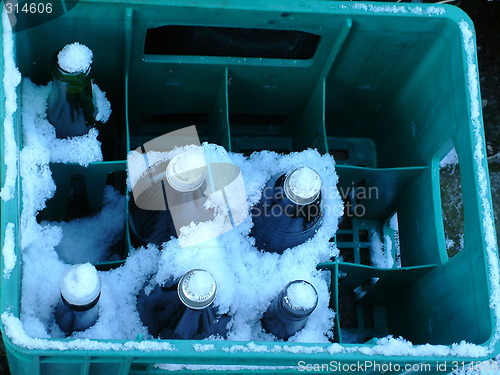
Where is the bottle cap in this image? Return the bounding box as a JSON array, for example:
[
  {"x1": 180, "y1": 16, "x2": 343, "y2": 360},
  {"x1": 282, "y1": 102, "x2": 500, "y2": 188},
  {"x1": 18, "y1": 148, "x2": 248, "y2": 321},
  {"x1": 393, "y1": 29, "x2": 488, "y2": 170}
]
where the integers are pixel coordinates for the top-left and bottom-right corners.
[
  {"x1": 283, "y1": 280, "x2": 318, "y2": 316},
  {"x1": 60, "y1": 263, "x2": 101, "y2": 307},
  {"x1": 283, "y1": 167, "x2": 321, "y2": 205},
  {"x1": 166, "y1": 151, "x2": 207, "y2": 192},
  {"x1": 177, "y1": 269, "x2": 217, "y2": 309},
  {"x1": 57, "y1": 43, "x2": 93, "y2": 74}
]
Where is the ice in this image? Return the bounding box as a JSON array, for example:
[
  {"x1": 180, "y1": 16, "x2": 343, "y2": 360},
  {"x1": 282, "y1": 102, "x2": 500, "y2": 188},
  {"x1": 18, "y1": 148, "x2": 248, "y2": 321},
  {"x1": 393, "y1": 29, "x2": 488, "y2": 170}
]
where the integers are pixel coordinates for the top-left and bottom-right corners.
[
  {"x1": 286, "y1": 282, "x2": 317, "y2": 310},
  {"x1": 60, "y1": 263, "x2": 100, "y2": 304},
  {"x1": 22, "y1": 79, "x2": 103, "y2": 166},
  {"x1": 57, "y1": 42, "x2": 93, "y2": 74},
  {"x1": 0, "y1": 9, "x2": 21, "y2": 202},
  {"x1": 92, "y1": 82, "x2": 111, "y2": 123},
  {"x1": 2, "y1": 222, "x2": 16, "y2": 278},
  {"x1": 43, "y1": 186, "x2": 126, "y2": 264}
]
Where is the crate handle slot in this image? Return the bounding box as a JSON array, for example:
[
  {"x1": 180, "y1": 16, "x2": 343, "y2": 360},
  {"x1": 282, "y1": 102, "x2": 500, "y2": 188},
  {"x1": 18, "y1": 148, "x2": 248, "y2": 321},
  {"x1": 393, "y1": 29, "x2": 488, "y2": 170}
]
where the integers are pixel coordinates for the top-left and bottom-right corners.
[{"x1": 144, "y1": 25, "x2": 320, "y2": 60}]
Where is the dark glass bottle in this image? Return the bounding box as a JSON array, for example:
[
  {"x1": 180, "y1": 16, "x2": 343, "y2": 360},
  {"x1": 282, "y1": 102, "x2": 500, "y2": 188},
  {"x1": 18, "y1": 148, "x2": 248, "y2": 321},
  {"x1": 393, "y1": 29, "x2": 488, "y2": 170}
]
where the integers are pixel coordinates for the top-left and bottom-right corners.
[
  {"x1": 129, "y1": 150, "x2": 214, "y2": 247},
  {"x1": 46, "y1": 43, "x2": 97, "y2": 139},
  {"x1": 55, "y1": 263, "x2": 101, "y2": 336},
  {"x1": 66, "y1": 173, "x2": 91, "y2": 220},
  {"x1": 261, "y1": 280, "x2": 318, "y2": 340},
  {"x1": 250, "y1": 167, "x2": 323, "y2": 253},
  {"x1": 137, "y1": 269, "x2": 230, "y2": 340}
]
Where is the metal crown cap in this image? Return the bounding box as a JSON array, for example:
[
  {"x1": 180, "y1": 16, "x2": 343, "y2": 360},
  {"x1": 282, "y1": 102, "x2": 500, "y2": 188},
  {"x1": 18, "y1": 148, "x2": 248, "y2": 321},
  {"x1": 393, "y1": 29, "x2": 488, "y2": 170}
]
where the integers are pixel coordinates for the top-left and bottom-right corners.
[
  {"x1": 283, "y1": 167, "x2": 321, "y2": 205},
  {"x1": 177, "y1": 269, "x2": 217, "y2": 310},
  {"x1": 166, "y1": 151, "x2": 207, "y2": 192}
]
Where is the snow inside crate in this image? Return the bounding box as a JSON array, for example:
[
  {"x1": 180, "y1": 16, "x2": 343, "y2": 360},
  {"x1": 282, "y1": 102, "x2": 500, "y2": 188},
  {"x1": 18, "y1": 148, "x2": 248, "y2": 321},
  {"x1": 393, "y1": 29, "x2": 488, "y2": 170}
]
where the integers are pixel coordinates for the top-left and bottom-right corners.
[{"x1": 1, "y1": 1, "x2": 499, "y2": 374}]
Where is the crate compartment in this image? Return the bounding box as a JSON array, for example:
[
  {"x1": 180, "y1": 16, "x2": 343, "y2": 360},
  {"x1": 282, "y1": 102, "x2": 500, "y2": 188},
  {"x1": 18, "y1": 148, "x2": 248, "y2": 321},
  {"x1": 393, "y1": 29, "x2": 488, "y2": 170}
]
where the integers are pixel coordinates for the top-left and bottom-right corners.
[
  {"x1": 324, "y1": 16, "x2": 465, "y2": 170},
  {"x1": 36, "y1": 162, "x2": 129, "y2": 266}
]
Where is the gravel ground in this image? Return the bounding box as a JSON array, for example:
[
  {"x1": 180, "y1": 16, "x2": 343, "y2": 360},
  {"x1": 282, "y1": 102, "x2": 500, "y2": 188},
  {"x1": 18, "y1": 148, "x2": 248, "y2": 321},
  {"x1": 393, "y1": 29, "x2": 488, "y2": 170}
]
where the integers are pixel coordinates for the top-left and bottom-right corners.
[{"x1": 0, "y1": 1, "x2": 499, "y2": 374}]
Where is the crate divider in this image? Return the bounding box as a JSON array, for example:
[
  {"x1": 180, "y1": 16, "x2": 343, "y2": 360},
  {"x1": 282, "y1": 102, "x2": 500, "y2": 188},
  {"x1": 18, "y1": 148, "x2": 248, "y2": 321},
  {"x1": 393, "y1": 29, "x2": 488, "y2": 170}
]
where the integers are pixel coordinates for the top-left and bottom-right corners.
[
  {"x1": 124, "y1": 6, "x2": 133, "y2": 155},
  {"x1": 317, "y1": 262, "x2": 341, "y2": 343},
  {"x1": 208, "y1": 68, "x2": 231, "y2": 151},
  {"x1": 395, "y1": 166, "x2": 448, "y2": 267},
  {"x1": 335, "y1": 165, "x2": 429, "y2": 221},
  {"x1": 295, "y1": 18, "x2": 352, "y2": 154}
]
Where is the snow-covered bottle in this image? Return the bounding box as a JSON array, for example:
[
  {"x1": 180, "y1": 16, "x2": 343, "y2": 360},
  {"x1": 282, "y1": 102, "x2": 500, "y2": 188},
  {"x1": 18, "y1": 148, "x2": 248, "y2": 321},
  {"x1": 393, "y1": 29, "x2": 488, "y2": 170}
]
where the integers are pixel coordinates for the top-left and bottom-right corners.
[
  {"x1": 129, "y1": 150, "x2": 213, "y2": 247},
  {"x1": 137, "y1": 269, "x2": 230, "y2": 339},
  {"x1": 55, "y1": 263, "x2": 101, "y2": 336},
  {"x1": 46, "y1": 42, "x2": 97, "y2": 139},
  {"x1": 261, "y1": 280, "x2": 318, "y2": 340},
  {"x1": 251, "y1": 167, "x2": 323, "y2": 253}
]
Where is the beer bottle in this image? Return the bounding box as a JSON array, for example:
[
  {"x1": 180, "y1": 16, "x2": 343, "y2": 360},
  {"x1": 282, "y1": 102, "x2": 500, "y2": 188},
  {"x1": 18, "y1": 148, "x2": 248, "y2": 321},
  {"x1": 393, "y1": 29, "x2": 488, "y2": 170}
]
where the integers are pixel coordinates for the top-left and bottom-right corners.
[
  {"x1": 251, "y1": 167, "x2": 323, "y2": 253},
  {"x1": 129, "y1": 150, "x2": 214, "y2": 247},
  {"x1": 261, "y1": 280, "x2": 318, "y2": 340},
  {"x1": 46, "y1": 43, "x2": 97, "y2": 139},
  {"x1": 137, "y1": 269, "x2": 230, "y2": 339},
  {"x1": 54, "y1": 263, "x2": 101, "y2": 336}
]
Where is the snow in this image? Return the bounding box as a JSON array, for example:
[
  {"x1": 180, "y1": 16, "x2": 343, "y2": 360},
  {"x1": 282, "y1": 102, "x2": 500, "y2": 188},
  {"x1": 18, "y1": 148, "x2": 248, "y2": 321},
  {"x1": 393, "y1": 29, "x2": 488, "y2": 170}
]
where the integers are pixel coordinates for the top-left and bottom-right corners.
[
  {"x1": 370, "y1": 229, "x2": 394, "y2": 269},
  {"x1": 155, "y1": 363, "x2": 295, "y2": 371},
  {"x1": 193, "y1": 343, "x2": 216, "y2": 352},
  {"x1": 22, "y1": 79, "x2": 103, "y2": 166},
  {"x1": 0, "y1": 9, "x2": 21, "y2": 202},
  {"x1": 389, "y1": 213, "x2": 401, "y2": 267},
  {"x1": 43, "y1": 186, "x2": 125, "y2": 264},
  {"x1": 285, "y1": 167, "x2": 321, "y2": 203},
  {"x1": 153, "y1": 146, "x2": 340, "y2": 343},
  {"x1": 92, "y1": 83, "x2": 111, "y2": 123},
  {"x1": 460, "y1": 19, "x2": 500, "y2": 354},
  {"x1": 60, "y1": 263, "x2": 100, "y2": 305},
  {"x1": 57, "y1": 43, "x2": 93, "y2": 74},
  {"x1": 351, "y1": 3, "x2": 445, "y2": 16},
  {"x1": 2, "y1": 222, "x2": 16, "y2": 278},
  {"x1": 1, "y1": 312, "x2": 175, "y2": 351},
  {"x1": 286, "y1": 281, "x2": 317, "y2": 311},
  {"x1": 180, "y1": 269, "x2": 216, "y2": 299}
]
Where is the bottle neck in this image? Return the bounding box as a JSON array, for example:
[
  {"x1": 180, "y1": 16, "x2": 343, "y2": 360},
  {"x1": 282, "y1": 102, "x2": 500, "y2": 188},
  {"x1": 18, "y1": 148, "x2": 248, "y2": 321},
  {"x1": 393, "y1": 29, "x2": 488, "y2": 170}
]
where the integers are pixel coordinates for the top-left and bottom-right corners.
[
  {"x1": 51, "y1": 54, "x2": 92, "y2": 94},
  {"x1": 61, "y1": 293, "x2": 100, "y2": 312}
]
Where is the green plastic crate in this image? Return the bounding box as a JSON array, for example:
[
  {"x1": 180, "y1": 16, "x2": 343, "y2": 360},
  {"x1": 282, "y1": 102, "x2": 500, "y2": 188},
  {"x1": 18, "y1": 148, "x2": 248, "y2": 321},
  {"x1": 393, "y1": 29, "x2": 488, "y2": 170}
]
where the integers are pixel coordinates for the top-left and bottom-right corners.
[{"x1": 1, "y1": 1, "x2": 499, "y2": 374}]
